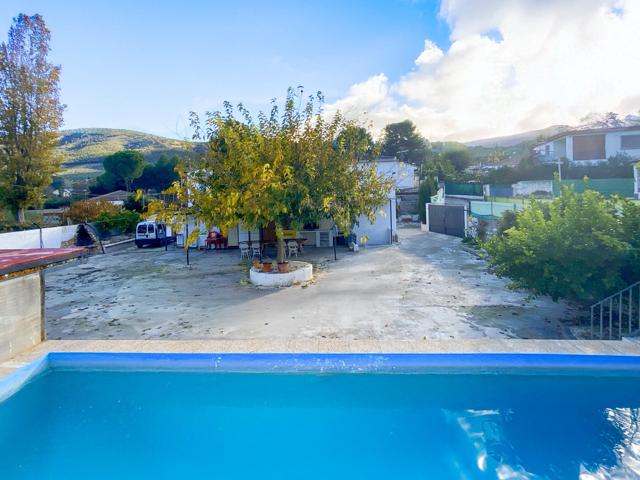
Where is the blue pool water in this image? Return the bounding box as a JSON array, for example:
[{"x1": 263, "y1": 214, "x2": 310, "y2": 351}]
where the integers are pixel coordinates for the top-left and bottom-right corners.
[{"x1": 1, "y1": 353, "x2": 640, "y2": 479}]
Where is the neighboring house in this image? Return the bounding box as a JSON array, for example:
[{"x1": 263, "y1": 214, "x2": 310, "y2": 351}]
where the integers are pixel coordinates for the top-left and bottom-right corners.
[
  {"x1": 177, "y1": 157, "x2": 403, "y2": 248},
  {"x1": 87, "y1": 190, "x2": 129, "y2": 205},
  {"x1": 52, "y1": 188, "x2": 72, "y2": 198},
  {"x1": 533, "y1": 126, "x2": 640, "y2": 165},
  {"x1": 31, "y1": 208, "x2": 66, "y2": 226}
]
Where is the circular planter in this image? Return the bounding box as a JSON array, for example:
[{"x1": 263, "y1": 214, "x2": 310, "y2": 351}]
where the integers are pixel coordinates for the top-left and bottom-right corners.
[{"x1": 249, "y1": 261, "x2": 313, "y2": 287}]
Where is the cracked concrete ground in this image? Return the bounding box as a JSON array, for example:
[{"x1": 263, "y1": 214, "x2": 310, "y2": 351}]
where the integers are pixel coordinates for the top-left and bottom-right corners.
[{"x1": 44, "y1": 226, "x2": 579, "y2": 341}]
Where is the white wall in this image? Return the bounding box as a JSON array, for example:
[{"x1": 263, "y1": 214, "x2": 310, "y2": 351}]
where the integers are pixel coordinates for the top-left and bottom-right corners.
[
  {"x1": 353, "y1": 197, "x2": 396, "y2": 246},
  {"x1": 0, "y1": 225, "x2": 77, "y2": 249},
  {"x1": 375, "y1": 160, "x2": 416, "y2": 189},
  {"x1": 512, "y1": 180, "x2": 554, "y2": 197}
]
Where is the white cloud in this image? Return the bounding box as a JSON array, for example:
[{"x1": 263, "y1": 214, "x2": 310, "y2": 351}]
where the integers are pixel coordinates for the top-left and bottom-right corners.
[{"x1": 327, "y1": 0, "x2": 640, "y2": 142}]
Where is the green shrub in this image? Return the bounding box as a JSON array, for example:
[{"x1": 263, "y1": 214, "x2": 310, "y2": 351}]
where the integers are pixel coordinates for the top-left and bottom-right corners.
[
  {"x1": 417, "y1": 177, "x2": 438, "y2": 223},
  {"x1": 94, "y1": 209, "x2": 140, "y2": 234},
  {"x1": 485, "y1": 187, "x2": 638, "y2": 303}
]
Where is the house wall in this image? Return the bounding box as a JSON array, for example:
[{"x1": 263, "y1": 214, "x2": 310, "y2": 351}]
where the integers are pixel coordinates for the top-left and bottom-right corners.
[
  {"x1": 376, "y1": 161, "x2": 416, "y2": 189},
  {"x1": 353, "y1": 197, "x2": 396, "y2": 245},
  {"x1": 0, "y1": 272, "x2": 43, "y2": 363},
  {"x1": 537, "y1": 130, "x2": 640, "y2": 165}
]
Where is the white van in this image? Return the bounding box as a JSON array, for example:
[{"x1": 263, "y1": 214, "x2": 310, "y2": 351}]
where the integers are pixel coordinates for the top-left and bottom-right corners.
[{"x1": 135, "y1": 221, "x2": 172, "y2": 248}]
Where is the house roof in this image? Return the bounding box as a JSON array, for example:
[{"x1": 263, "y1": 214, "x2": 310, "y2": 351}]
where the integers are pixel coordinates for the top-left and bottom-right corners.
[
  {"x1": 0, "y1": 248, "x2": 85, "y2": 278},
  {"x1": 88, "y1": 190, "x2": 129, "y2": 202},
  {"x1": 538, "y1": 125, "x2": 640, "y2": 145}
]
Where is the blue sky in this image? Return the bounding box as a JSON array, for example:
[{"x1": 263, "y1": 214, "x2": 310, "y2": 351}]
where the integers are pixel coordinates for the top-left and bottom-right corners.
[
  {"x1": 0, "y1": 0, "x2": 449, "y2": 138},
  {"x1": 2, "y1": 1, "x2": 638, "y2": 141}
]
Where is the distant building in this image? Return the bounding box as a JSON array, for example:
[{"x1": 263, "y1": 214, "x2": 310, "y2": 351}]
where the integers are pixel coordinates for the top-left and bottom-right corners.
[
  {"x1": 87, "y1": 190, "x2": 129, "y2": 205},
  {"x1": 533, "y1": 126, "x2": 640, "y2": 166}
]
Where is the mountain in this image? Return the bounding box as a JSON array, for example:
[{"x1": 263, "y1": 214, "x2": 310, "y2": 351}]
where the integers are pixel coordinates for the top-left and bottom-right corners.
[
  {"x1": 465, "y1": 125, "x2": 569, "y2": 148},
  {"x1": 55, "y1": 128, "x2": 195, "y2": 174}
]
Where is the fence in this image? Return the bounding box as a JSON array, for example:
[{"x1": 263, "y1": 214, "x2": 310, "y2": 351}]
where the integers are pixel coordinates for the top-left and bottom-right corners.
[
  {"x1": 0, "y1": 225, "x2": 78, "y2": 249},
  {"x1": 486, "y1": 184, "x2": 513, "y2": 198},
  {"x1": 469, "y1": 201, "x2": 525, "y2": 220},
  {"x1": 445, "y1": 182, "x2": 483, "y2": 197},
  {"x1": 553, "y1": 178, "x2": 634, "y2": 197},
  {"x1": 590, "y1": 281, "x2": 640, "y2": 339}
]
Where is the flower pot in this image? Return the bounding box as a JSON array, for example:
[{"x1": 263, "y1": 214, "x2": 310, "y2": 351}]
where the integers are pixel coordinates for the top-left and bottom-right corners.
[
  {"x1": 277, "y1": 262, "x2": 289, "y2": 273},
  {"x1": 252, "y1": 259, "x2": 261, "y2": 269},
  {"x1": 261, "y1": 262, "x2": 273, "y2": 273}
]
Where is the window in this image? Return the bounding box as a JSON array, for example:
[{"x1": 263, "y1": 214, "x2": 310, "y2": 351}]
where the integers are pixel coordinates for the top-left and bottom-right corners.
[
  {"x1": 147, "y1": 224, "x2": 155, "y2": 234},
  {"x1": 137, "y1": 224, "x2": 147, "y2": 234},
  {"x1": 621, "y1": 134, "x2": 640, "y2": 150},
  {"x1": 572, "y1": 134, "x2": 605, "y2": 161}
]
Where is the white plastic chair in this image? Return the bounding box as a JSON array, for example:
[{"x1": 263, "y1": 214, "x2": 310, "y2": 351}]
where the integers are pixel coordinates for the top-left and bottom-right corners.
[
  {"x1": 287, "y1": 240, "x2": 299, "y2": 258},
  {"x1": 239, "y1": 242, "x2": 250, "y2": 259},
  {"x1": 251, "y1": 243, "x2": 261, "y2": 258}
]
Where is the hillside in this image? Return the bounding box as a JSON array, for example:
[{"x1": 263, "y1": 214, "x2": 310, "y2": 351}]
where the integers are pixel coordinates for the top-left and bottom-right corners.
[
  {"x1": 56, "y1": 128, "x2": 196, "y2": 176},
  {"x1": 465, "y1": 125, "x2": 569, "y2": 148}
]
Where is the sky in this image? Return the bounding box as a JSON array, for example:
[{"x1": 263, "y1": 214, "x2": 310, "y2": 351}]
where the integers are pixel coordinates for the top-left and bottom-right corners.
[{"x1": 1, "y1": 0, "x2": 639, "y2": 142}]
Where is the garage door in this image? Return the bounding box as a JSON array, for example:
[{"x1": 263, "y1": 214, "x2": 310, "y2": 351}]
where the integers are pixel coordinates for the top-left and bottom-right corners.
[{"x1": 428, "y1": 204, "x2": 466, "y2": 238}]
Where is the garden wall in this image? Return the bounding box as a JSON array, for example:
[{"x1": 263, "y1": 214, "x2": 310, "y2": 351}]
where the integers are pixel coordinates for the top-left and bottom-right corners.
[
  {"x1": 512, "y1": 180, "x2": 554, "y2": 197},
  {"x1": 0, "y1": 272, "x2": 43, "y2": 362},
  {"x1": 0, "y1": 225, "x2": 77, "y2": 249}
]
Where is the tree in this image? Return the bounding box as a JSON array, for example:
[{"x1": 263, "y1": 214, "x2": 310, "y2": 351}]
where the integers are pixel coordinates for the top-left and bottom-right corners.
[
  {"x1": 133, "y1": 154, "x2": 180, "y2": 191},
  {"x1": 441, "y1": 148, "x2": 472, "y2": 172},
  {"x1": 485, "y1": 186, "x2": 638, "y2": 302},
  {"x1": 150, "y1": 88, "x2": 393, "y2": 265},
  {"x1": 94, "y1": 150, "x2": 145, "y2": 192},
  {"x1": 0, "y1": 14, "x2": 64, "y2": 223},
  {"x1": 380, "y1": 120, "x2": 429, "y2": 166}
]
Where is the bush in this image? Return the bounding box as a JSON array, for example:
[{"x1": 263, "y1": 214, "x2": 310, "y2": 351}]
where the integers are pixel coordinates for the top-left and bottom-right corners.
[
  {"x1": 485, "y1": 187, "x2": 639, "y2": 303},
  {"x1": 496, "y1": 210, "x2": 517, "y2": 236},
  {"x1": 417, "y1": 178, "x2": 438, "y2": 223},
  {"x1": 64, "y1": 200, "x2": 121, "y2": 223},
  {"x1": 94, "y1": 209, "x2": 140, "y2": 234}
]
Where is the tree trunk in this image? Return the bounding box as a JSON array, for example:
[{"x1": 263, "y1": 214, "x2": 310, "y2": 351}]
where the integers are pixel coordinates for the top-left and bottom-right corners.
[
  {"x1": 16, "y1": 207, "x2": 25, "y2": 224},
  {"x1": 276, "y1": 236, "x2": 286, "y2": 264}
]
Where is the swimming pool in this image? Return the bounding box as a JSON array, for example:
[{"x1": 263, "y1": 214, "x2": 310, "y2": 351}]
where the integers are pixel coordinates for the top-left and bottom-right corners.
[{"x1": 1, "y1": 352, "x2": 640, "y2": 479}]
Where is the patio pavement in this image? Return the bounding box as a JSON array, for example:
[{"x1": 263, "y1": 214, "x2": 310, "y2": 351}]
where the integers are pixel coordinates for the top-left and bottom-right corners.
[{"x1": 44, "y1": 226, "x2": 580, "y2": 341}]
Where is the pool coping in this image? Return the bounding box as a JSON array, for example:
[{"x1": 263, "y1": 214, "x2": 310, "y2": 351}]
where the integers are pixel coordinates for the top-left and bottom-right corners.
[{"x1": 1, "y1": 338, "x2": 640, "y2": 382}]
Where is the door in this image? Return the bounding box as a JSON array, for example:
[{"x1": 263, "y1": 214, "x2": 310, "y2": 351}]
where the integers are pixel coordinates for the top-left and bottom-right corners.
[{"x1": 428, "y1": 204, "x2": 466, "y2": 238}]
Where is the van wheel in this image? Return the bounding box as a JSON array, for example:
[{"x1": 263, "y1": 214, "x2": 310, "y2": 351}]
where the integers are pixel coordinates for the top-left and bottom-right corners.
[{"x1": 136, "y1": 244, "x2": 143, "y2": 248}]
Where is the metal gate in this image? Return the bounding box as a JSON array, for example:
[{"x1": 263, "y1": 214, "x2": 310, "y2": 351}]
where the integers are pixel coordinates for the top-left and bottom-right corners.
[{"x1": 427, "y1": 204, "x2": 466, "y2": 237}]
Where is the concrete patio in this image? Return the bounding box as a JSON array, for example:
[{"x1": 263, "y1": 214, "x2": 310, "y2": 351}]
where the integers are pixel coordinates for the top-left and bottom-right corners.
[{"x1": 44, "y1": 226, "x2": 580, "y2": 341}]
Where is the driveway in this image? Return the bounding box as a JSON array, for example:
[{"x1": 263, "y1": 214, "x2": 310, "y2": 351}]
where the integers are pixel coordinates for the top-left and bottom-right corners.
[{"x1": 45, "y1": 227, "x2": 577, "y2": 341}]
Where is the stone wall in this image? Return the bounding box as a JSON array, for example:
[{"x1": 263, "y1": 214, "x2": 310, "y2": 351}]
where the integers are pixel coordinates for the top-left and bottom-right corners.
[{"x1": 0, "y1": 272, "x2": 43, "y2": 362}]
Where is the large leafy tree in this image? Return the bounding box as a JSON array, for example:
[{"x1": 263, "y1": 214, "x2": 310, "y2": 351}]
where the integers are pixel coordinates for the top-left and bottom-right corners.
[
  {"x1": 133, "y1": 154, "x2": 180, "y2": 191},
  {"x1": 94, "y1": 150, "x2": 145, "y2": 192},
  {"x1": 0, "y1": 14, "x2": 64, "y2": 223},
  {"x1": 150, "y1": 88, "x2": 392, "y2": 264},
  {"x1": 380, "y1": 120, "x2": 429, "y2": 166}
]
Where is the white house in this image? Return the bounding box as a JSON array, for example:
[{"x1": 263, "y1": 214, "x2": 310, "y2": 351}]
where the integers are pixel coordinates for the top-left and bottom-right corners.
[
  {"x1": 634, "y1": 162, "x2": 640, "y2": 199},
  {"x1": 533, "y1": 126, "x2": 640, "y2": 166},
  {"x1": 177, "y1": 157, "x2": 405, "y2": 248},
  {"x1": 374, "y1": 156, "x2": 417, "y2": 189}
]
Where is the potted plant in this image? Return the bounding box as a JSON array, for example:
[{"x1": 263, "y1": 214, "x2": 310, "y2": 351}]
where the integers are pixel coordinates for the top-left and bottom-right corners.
[
  {"x1": 252, "y1": 259, "x2": 262, "y2": 269},
  {"x1": 277, "y1": 261, "x2": 289, "y2": 273},
  {"x1": 261, "y1": 259, "x2": 273, "y2": 272}
]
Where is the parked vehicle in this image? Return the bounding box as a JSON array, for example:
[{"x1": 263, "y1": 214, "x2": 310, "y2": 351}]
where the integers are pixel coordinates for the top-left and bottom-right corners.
[{"x1": 135, "y1": 221, "x2": 173, "y2": 248}]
